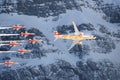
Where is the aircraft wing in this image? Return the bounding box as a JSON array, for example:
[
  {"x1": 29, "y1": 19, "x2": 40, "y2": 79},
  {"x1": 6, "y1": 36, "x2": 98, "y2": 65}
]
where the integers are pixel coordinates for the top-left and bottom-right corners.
[
  {"x1": 72, "y1": 21, "x2": 80, "y2": 35},
  {"x1": 68, "y1": 40, "x2": 80, "y2": 50},
  {"x1": 7, "y1": 64, "x2": 12, "y2": 67}
]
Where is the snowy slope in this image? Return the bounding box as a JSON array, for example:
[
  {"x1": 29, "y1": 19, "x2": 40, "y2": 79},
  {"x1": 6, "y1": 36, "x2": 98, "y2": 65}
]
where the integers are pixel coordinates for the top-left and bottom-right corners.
[
  {"x1": 0, "y1": 0, "x2": 120, "y2": 80},
  {"x1": 0, "y1": 5, "x2": 120, "y2": 68},
  {"x1": 103, "y1": 0, "x2": 120, "y2": 5}
]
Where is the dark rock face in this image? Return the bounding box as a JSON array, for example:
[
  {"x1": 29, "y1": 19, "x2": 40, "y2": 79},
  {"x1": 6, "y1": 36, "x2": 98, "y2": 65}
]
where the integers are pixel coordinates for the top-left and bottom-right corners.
[
  {"x1": 0, "y1": 0, "x2": 120, "y2": 23},
  {"x1": 94, "y1": 34, "x2": 116, "y2": 53},
  {"x1": 99, "y1": 24, "x2": 111, "y2": 35},
  {"x1": 92, "y1": 0, "x2": 120, "y2": 23},
  {"x1": 0, "y1": 0, "x2": 77, "y2": 16},
  {"x1": 102, "y1": 4, "x2": 120, "y2": 23},
  {"x1": 69, "y1": 44, "x2": 90, "y2": 58},
  {"x1": 0, "y1": 60, "x2": 120, "y2": 80},
  {"x1": 112, "y1": 30, "x2": 120, "y2": 38}
]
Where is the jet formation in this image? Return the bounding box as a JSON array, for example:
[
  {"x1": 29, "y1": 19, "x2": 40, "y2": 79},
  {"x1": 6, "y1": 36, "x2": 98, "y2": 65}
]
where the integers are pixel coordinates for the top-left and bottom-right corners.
[
  {"x1": 0, "y1": 25, "x2": 43, "y2": 67},
  {"x1": 54, "y1": 21, "x2": 96, "y2": 50},
  {"x1": 0, "y1": 21, "x2": 96, "y2": 67}
]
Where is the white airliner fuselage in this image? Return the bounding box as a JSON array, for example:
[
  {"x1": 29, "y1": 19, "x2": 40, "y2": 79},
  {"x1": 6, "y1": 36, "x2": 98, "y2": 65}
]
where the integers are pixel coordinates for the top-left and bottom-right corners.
[{"x1": 54, "y1": 21, "x2": 96, "y2": 50}]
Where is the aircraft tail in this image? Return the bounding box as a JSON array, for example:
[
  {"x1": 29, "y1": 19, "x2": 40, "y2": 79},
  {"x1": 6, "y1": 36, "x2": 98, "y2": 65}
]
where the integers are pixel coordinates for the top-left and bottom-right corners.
[
  {"x1": 53, "y1": 31, "x2": 61, "y2": 41},
  {"x1": 54, "y1": 37, "x2": 58, "y2": 41},
  {"x1": 54, "y1": 31, "x2": 61, "y2": 35}
]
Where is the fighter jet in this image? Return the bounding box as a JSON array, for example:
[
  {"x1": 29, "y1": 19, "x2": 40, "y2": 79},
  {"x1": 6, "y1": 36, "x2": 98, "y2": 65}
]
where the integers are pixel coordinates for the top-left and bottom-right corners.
[
  {"x1": 0, "y1": 61, "x2": 18, "y2": 67},
  {"x1": 12, "y1": 25, "x2": 25, "y2": 30},
  {"x1": 0, "y1": 40, "x2": 24, "y2": 43},
  {"x1": 9, "y1": 42, "x2": 22, "y2": 46},
  {"x1": 0, "y1": 42, "x2": 22, "y2": 47},
  {"x1": 54, "y1": 21, "x2": 96, "y2": 50},
  {"x1": 20, "y1": 32, "x2": 35, "y2": 37},
  {"x1": 28, "y1": 39, "x2": 43, "y2": 44},
  {"x1": 0, "y1": 25, "x2": 25, "y2": 30},
  {"x1": 18, "y1": 49, "x2": 31, "y2": 54}
]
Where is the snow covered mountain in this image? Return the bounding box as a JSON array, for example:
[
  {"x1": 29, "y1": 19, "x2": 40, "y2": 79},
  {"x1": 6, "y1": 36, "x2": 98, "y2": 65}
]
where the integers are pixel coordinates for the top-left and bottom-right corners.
[{"x1": 0, "y1": 0, "x2": 120, "y2": 80}]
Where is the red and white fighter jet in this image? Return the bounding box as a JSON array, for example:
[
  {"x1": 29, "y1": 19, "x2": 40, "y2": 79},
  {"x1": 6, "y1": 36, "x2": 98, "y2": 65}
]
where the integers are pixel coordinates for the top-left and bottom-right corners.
[
  {"x1": 0, "y1": 42, "x2": 23, "y2": 47},
  {"x1": 12, "y1": 25, "x2": 25, "y2": 30},
  {"x1": 18, "y1": 49, "x2": 31, "y2": 54},
  {"x1": 28, "y1": 39, "x2": 42, "y2": 44},
  {"x1": 20, "y1": 32, "x2": 35, "y2": 37},
  {"x1": 0, "y1": 25, "x2": 25, "y2": 30},
  {"x1": 0, "y1": 61, "x2": 18, "y2": 67}
]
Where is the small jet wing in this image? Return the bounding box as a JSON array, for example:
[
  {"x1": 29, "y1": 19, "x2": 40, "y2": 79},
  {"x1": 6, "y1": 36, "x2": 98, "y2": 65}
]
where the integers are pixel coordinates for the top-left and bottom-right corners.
[
  {"x1": 7, "y1": 64, "x2": 12, "y2": 67},
  {"x1": 68, "y1": 40, "x2": 80, "y2": 50},
  {"x1": 72, "y1": 21, "x2": 80, "y2": 35}
]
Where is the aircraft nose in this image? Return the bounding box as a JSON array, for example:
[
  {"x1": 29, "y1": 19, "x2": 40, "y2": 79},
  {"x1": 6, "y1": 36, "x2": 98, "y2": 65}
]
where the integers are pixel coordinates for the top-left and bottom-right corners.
[{"x1": 28, "y1": 50, "x2": 32, "y2": 52}]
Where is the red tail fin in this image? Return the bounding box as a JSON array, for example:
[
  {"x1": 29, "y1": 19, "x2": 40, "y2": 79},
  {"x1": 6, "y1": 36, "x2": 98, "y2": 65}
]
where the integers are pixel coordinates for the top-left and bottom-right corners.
[
  {"x1": 54, "y1": 31, "x2": 61, "y2": 35},
  {"x1": 21, "y1": 32, "x2": 24, "y2": 36}
]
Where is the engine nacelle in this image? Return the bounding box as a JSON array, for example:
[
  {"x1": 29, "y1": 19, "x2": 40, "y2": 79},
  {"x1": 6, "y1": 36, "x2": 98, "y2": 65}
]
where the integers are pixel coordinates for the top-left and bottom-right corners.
[{"x1": 77, "y1": 42, "x2": 82, "y2": 45}]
